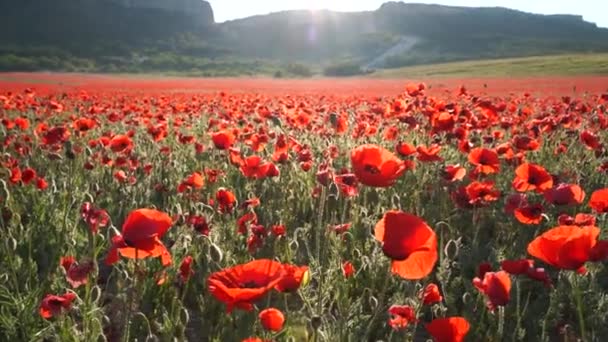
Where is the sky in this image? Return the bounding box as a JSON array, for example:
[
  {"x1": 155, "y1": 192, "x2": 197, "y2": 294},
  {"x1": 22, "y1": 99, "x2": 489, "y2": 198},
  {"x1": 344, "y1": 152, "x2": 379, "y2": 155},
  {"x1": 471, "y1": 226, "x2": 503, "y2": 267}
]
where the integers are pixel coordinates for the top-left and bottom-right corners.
[{"x1": 207, "y1": 0, "x2": 607, "y2": 28}]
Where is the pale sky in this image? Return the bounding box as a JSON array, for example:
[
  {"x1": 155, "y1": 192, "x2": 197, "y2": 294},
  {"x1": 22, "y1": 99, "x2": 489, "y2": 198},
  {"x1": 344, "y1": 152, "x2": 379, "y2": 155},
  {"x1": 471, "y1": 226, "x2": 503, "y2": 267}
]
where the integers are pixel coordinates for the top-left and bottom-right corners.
[{"x1": 208, "y1": 0, "x2": 607, "y2": 28}]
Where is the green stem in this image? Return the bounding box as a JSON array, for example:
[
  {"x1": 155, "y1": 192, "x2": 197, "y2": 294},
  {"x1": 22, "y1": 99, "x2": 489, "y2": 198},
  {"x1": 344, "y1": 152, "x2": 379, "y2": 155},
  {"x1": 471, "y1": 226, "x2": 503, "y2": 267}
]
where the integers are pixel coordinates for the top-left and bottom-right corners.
[{"x1": 572, "y1": 275, "x2": 587, "y2": 341}]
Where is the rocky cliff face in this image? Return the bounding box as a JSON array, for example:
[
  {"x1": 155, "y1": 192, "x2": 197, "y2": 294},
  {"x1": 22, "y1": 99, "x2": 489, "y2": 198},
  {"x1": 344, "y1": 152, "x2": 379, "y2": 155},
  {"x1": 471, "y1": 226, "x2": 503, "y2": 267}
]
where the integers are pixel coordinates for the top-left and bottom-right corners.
[{"x1": 109, "y1": 0, "x2": 214, "y2": 24}]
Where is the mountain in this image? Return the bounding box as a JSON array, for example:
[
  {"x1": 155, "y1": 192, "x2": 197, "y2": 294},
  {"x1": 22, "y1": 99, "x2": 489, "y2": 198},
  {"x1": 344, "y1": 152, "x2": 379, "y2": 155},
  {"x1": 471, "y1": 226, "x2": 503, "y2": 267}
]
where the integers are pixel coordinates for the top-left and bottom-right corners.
[{"x1": 1, "y1": 0, "x2": 607, "y2": 75}]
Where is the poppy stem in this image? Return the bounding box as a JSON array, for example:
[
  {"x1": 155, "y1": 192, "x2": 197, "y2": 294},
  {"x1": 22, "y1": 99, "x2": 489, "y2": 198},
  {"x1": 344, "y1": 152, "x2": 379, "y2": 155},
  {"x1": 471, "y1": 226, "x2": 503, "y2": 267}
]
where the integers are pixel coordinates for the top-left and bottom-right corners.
[
  {"x1": 363, "y1": 269, "x2": 391, "y2": 340},
  {"x1": 124, "y1": 249, "x2": 139, "y2": 342},
  {"x1": 572, "y1": 275, "x2": 587, "y2": 341}
]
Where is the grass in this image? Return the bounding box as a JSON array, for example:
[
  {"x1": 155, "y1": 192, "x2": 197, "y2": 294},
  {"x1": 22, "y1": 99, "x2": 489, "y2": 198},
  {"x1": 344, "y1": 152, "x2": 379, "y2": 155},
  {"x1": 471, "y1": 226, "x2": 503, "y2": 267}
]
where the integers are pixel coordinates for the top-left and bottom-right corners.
[{"x1": 370, "y1": 53, "x2": 608, "y2": 78}]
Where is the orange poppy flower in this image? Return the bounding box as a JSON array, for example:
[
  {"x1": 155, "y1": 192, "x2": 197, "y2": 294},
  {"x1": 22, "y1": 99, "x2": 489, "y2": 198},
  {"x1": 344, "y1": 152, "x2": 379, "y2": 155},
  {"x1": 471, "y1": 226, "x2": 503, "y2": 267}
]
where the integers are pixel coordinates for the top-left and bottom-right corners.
[
  {"x1": 527, "y1": 225, "x2": 600, "y2": 271},
  {"x1": 543, "y1": 183, "x2": 585, "y2": 206},
  {"x1": 374, "y1": 211, "x2": 437, "y2": 279},
  {"x1": 512, "y1": 163, "x2": 553, "y2": 193},
  {"x1": 468, "y1": 148, "x2": 500, "y2": 174},
  {"x1": 395, "y1": 142, "x2": 417, "y2": 157},
  {"x1": 259, "y1": 308, "x2": 285, "y2": 332},
  {"x1": 207, "y1": 259, "x2": 285, "y2": 312},
  {"x1": 426, "y1": 317, "x2": 470, "y2": 342},
  {"x1": 473, "y1": 270, "x2": 511, "y2": 311},
  {"x1": 589, "y1": 188, "x2": 608, "y2": 213},
  {"x1": 350, "y1": 144, "x2": 407, "y2": 187},
  {"x1": 240, "y1": 156, "x2": 272, "y2": 179},
  {"x1": 106, "y1": 209, "x2": 173, "y2": 266}
]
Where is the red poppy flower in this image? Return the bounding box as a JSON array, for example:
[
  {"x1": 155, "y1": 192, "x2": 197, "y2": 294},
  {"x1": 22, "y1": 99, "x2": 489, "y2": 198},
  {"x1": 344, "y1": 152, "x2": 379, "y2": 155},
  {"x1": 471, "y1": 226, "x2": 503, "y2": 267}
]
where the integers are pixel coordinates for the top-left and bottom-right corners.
[
  {"x1": 240, "y1": 156, "x2": 273, "y2": 179},
  {"x1": 39, "y1": 292, "x2": 77, "y2": 319},
  {"x1": 543, "y1": 183, "x2": 585, "y2": 206},
  {"x1": 207, "y1": 259, "x2": 284, "y2": 312},
  {"x1": 388, "y1": 305, "x2": 416, "y2": 330},
  {"x1": 504, "y1": 193, "x2": 528, "y2": 214},
  {"x1": 21, "y1": 168, "x2": 36, "y2": 184},
  {"x1": 580, "y1": 130, "x2": 602, "y2": 150},
  {"x1": 36, "y1": 177, "x2": 49, "y2": 190},
  {"x1": 177, "y1": 172, "x2": 205, "y2": 193},
  {"x1": 465, "y1": 181, "x2": 501, "y2": 206},
  {"x1": 426, "y1": 317, "x2": 470, "y2": 342},
  {"x1": 334, "y1": 173, "x2": 359, "y2": 197},
  {"x1": 395, "y1": 142, "x2": 417, "y2": 157},
  {"x1": 42, "y1": 126, "x2": 70, "y2": 145},
  {"x1": 179, "y1": 256, "x2": 194, "y2": 282},
  {"x1": 374, "y1": 211, "x2": 437, "y2": 279},
  {"x1": 589, "y1": 188, "x2": 608, "y2": 213},
  {"x1": 350, "y1": 144, "x2": 407, "y2": 187},
  {"x1": 216, "y1": 188, "x2": 237, "y2": 213},
  {"x1": 443, "y1": 164, "x2": 467, "y2": 182},
  {"x1": 468, "y1": 148, "x2": 500, "y2": 174},
  {"x1": 259, "y1": 308, "x2": 285, "y2": 332},
  {"x1": 527, "y1": 225, "x2": 600, "y2": 271},
  {"x1": 106, "y1": 209, "x2": 173, "y2": 266},
  {"x1": 416, "y1": 144, "x2": 443, "y2": 162},
  {"x1": 420, "y1": 283, "x2": 443, "y2": 305},
  {"x1": 212, "y1": 130, "x2": 236, "y2": 150},
  {"x1": 512, "y1": 163, "x2": 553, "y2": 193},
  {"x1": 514, "y1": 203, "x2": 544, "y2": 225},
  {"x1": 473, "y1": 271, "x2": 511, "y2": 311},
  {"x1": 500, "y1": 259, "x2": 534, "y2": 275},
  {"x1": 109, "y1": 134, "x2": 133, "y2": 153},
  {"x1": 342, "y1": 261, "x2": 355, "y2": 278},
  {"x1": 275, "y1": 264, "x2": 309, "y2": 292},
  {"x1": 60, "y1": 256, "x2": 94, "y2": 288}
]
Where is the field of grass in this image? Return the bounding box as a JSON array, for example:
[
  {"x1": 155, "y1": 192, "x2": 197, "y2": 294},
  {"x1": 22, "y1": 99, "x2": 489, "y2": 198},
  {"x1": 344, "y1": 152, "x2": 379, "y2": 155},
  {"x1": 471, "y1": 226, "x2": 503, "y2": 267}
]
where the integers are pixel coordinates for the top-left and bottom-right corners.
[{"x1": 371, "y1": 53, "x2": 608, "y2": 78}]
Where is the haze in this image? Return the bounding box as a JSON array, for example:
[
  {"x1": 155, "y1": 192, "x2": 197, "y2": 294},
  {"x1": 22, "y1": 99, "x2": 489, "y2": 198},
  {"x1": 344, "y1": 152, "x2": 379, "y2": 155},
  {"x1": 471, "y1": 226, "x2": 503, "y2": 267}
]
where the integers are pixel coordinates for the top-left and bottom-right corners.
[{"x1": 208, "y1": 0, "x2": 607, "y2": 28}]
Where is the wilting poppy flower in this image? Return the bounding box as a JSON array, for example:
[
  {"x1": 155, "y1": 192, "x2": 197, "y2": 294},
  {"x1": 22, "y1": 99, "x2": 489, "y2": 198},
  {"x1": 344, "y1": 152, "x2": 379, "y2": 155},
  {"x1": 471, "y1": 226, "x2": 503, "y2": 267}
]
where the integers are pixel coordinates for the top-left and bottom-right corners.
[
  {"x1": 60, "y1": 256, "x2": 94, "y2": 288},
  {"x1": 388, "y1": 305, "x2": 416, "y2": 330},
  {"x1": 350, "y1": 144, "x2": 406, "y2": 187},
  {"x1": 334, "y1": 173, "x2": 359, "y2": 197},
  {"x1": 544, "y1": 184, "x2": 585, "y2": 206},
  {"x1": 514, "y1": 203, "x2": 544, "y2": 225},
  {"x1": 426, "y1": 317, "x2": 470, "y2": 342},
  {"x1": 473, "y1": 271, "x2": 511, "y2": 311},
  {"x1": 39, "y1": 292, "x2": 77, "y2": 319},
  {"x1": 275, "y1": 264, "x2": 309, "y2": 292},
  {"x1": 212, "y1": 130, "x2": 236, "y2": 150},
  {"x1": 420, "y1": 283, "x2": 443, "y2": 305},
  {"x1": 207, "y1": 259, "x2": 284, "y2": 312},
  {"x1": 589, "y1": 188, "x2": 608, "y2": 213},
  {"x1": 374, "y1": 211, "x2": 437, "y2": 279},
  {"x1": 81, "y1": 202, "x2": 110, "y2": 234},
  {"x1": 106, "y1": 209, "x2": 173, "y2": 266},
  {"x1": 527, "y1": 225, "x2": 600, "y2": 271},
  {"x1": 468, "y1": 148, "x2": 500, "y2": 174},
  {"x1": 179, "y1": 256, "x2": 194, "y2": 282},
  {"x1": 512, "y1": 163, "x2": 553, "y2": 193},
  {"x1": 259, "y1": 308, "x2": 285, "y2": 332}
]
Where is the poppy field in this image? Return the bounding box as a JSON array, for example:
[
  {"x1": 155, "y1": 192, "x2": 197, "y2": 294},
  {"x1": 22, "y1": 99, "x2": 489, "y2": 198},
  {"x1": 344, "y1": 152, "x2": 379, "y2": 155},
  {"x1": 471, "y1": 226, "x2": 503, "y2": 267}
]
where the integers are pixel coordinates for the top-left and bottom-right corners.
[{"x1": 2, "y1": 74, "x2": 608, "y2": 341}]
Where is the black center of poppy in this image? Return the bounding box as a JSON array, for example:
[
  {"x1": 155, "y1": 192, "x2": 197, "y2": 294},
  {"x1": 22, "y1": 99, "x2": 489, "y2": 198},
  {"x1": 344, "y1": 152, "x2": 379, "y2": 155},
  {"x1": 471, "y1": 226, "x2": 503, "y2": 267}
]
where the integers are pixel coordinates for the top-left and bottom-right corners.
[
  {"x1": 364, "y1": 164, "x2": 380, "y2": 174},
  {"x1": 241, "y1": 281, "x2": 261, "y2": 288}
]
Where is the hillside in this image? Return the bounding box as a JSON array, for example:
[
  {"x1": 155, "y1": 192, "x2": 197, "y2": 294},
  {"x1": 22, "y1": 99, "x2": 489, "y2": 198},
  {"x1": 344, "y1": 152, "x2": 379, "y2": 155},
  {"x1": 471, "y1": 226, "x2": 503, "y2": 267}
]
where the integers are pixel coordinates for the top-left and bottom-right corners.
[
  {"x1": 370, "y1": 53, "x2": 608, "y2": 78},
  {"x1": 1, "y1": 1, "x2": 608, "y2": 75}
]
